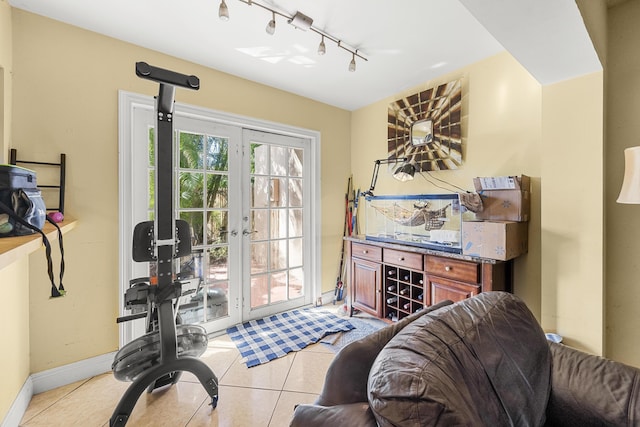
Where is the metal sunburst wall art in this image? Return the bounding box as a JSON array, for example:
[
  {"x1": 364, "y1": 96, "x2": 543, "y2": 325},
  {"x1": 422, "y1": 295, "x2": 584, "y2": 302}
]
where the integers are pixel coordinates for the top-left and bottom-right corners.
[{"x1": 387, "y1": 79, "x2": 463, "y2": 171}]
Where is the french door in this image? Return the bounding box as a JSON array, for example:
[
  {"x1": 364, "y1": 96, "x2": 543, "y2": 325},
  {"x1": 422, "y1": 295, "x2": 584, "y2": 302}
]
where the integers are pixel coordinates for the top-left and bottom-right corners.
[
  {"x1": 119, "y1": 92, "x2": 317, "y2": 343},
  {"x1": 241, "y1": 130, "x2": 311, "y2": 320}
]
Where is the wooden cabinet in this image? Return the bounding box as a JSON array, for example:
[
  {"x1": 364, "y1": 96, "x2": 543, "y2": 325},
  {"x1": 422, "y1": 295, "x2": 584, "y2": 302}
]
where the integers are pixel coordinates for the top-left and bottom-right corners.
[
  {"x1": 425, "y1": 256, "x2": 480, "y2": 306},
  {"x1": 350, "y1": 242, "x2": 383, "y2": 317},
  {"x1": 348, "y1": 238, "x2": 511, "y2": 321}
]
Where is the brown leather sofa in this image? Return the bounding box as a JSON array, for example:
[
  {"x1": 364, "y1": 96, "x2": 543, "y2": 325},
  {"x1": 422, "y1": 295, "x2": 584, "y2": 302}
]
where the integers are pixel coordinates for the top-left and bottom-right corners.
[{"x1": 290, "y1": 292, "x2": 640, "y2": 426}]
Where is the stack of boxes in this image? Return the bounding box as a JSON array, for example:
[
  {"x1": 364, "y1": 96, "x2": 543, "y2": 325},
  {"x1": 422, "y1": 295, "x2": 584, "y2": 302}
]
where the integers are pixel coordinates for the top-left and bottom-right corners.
[{"x1": 462, "y1": 175, "x2": 530, "y2": 261}]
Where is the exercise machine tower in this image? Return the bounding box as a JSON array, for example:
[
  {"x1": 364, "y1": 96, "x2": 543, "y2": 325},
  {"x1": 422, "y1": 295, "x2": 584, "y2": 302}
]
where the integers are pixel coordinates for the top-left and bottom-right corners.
[{"x1": 109, "y1": 62, "x2": 219, "y2": 426}]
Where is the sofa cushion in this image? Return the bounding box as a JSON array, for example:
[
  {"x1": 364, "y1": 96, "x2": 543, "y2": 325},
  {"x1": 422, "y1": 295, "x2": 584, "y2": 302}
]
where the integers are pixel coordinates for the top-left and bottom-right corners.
[
  {"x1": 315, "y1": 300, "x2": 453, "y2": 407},
  {"x1": 367, "y1": 292, "x2": 551, "y2": 427},
  {"x1": 545, "y1": 341, "x2": 640, "y2": 426}
]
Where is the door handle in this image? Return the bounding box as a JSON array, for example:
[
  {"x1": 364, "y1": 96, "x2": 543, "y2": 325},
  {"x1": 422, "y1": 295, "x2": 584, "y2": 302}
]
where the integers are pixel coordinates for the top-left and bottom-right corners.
[{"x1": 243, "y1": 229, "x2": 257, "y2": 236}]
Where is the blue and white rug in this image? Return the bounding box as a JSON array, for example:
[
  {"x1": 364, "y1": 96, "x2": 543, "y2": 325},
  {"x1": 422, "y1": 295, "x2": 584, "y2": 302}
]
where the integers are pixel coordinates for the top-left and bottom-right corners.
[{"x1": 227, "y1": 308, "x2": 355, "y2": 367}]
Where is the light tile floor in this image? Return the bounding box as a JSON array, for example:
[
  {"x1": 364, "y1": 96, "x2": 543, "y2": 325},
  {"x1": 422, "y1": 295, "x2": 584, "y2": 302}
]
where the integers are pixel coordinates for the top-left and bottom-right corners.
[{"x1": 19, "y1": 334, "x2": 336, "y2": 427}]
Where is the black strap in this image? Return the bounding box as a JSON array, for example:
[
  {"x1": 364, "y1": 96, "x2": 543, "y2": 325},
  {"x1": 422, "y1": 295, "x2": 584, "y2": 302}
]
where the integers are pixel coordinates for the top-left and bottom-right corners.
[{"x1": 0, "y1": 199, "x2": 65, "y2": 298}]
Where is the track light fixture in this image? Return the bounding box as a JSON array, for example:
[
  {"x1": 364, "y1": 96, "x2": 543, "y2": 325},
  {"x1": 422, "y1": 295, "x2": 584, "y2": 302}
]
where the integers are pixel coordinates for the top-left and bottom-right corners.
[
  {"x1": 266, "y1": 11, "x2": 276, "y2": 35},
  {"x1": 318, "y1": 35, "x2": 326, "y2": 55},
  {"x1": 218, "y1": 0, "x2": 367, "y2": 72},
  {"x1": 218, "y1": 0, "x2": 229, "y2": 21}
]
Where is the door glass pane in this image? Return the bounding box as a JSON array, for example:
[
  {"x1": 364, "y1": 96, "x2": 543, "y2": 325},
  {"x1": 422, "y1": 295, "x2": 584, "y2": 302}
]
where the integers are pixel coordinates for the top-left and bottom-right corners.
[
  {"x1": 179, "y1": 172, "x2": 204, "y2": 208},
  {"x1": 179, "y1": 132, "x2": 206, "y2": 169},
  {"x1": 180, "y1": 211, "x2": 203, "y2": 246},
  {"x1": 209, "y1": 247, "x2": 229, "y2": 281},
  {"x1": 270, "y1": 146, "x2": 287, "y2": 176},
  {"x1": 289, "y1": 209, "x2": 302, "y2": 237},
  {"x1": 289, "y1": 148, "x2": 303, "y2": 177},
  {"x1": 251, "y1": 210, "x2": 268, "y2": 241},
  {"x1": 271, "y1": 209, "x2": 287, "y2": 239},
  {"x1": 249, "y1": 138, "x2": 306, "y2": 310},
  {"x1": 250, "y1": 241, "x2": 268, "y2": 274},
  {"x1": 289, "y1": 268, "x2": 303, "y2": 298},
  {"x1": 270, "y1": 271, "x2": 287, "y2": 303},
  {"x1": 207, "y1": 137, "x2": 228, "y2": 171},
  {"x1": 207, "y1": 174, "x2": 228, "y2": 208},
  {"x1": 289, "y1": 238, "x2": 303, "y2": 267},
  {"x1": 178, "y1": 250, "x2": 229, "y2": 324},
  {"x1": 271, "y1": 178, "x2": 287, "y2": 207},
  {"x1": 252, "y1": 176, "x2": 270, "y2": 208},
  {"x1": 206, "y1": 211, "x2": 228, "y2": 244},
  {"x1": 289, "y1": 178, "x2": 303, "y2": 207},
  {"x1": 251, "y1": 274, "x2": 268, "y2": 308},
  {"x1": 148, "y1": 170, "x2": 155, "y2": 212},
  {"x1": 269, "y1": 240, "x2": 287, "y2": 270},
  {"x1": 176, "y1": 129, "x2": 231, "y2": 325},
  {"x1": 253, "y1": 143, "x2": 268, "y2": 174}
]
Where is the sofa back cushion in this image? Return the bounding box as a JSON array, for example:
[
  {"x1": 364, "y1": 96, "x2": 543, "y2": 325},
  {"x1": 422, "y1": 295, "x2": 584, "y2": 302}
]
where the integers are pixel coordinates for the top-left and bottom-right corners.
[{"x1": 367, "y1": 292, "x2": 551, "y2": 426}]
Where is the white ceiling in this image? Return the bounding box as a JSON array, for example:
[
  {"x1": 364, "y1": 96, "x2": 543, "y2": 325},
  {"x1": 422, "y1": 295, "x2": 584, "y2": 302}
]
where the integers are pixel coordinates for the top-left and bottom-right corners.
[{"x1": 8, "y1": 0, "x2": 602, "y2": 111}]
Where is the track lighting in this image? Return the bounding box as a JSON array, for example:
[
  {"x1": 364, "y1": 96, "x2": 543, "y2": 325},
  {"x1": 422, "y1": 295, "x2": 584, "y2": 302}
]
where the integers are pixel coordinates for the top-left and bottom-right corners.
[
  {"x1": 220, "y1": 0, "x2": 367, "y2": 72},
  {"x1": 218, "y1": 0, "x2": 229, "y2": 21},
  {"x1": 288, "y1": 11, "x2": 313, "y2": 31},
  {"x1": 266, "y1": 11, "x2": 276, "y2": 35},
  {"x1": 318, "y1": 35, "x2": 326, "y2": 55}
]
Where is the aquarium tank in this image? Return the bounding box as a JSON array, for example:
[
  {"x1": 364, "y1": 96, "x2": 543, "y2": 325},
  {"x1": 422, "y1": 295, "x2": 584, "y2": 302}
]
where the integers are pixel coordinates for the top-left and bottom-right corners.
[{"x1": 364, "y1": 194, "x2": 467, "y2": 253}]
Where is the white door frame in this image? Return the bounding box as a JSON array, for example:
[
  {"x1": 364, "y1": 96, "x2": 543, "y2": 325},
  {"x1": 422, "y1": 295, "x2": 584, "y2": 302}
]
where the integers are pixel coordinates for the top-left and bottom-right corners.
[{"x1": 117, "y1": 90, "x2": 321, "y2": 347}]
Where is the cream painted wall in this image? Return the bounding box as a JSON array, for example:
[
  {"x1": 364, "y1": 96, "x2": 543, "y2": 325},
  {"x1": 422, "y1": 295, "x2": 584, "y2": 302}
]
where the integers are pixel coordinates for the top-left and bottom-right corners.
[
  {"x1": 11, "y1": 9, "x2": 351, "y2": 373},
  {"x1": 606, "y1": 0, "x2": 640, "y2": 366},
  {"x1": 1, "y1": 0, "x2": 12, "y2": 162},
  {"x1": 0, "y1": 258, "x2": 30, "y2": 423},
  {"x1": 0, "y1": 1, "x2": 30, "y2": 423},
  {"x1": 576, "y1": 0, "x2": 608, "y2": 67},
  {"x1": 352, "y1": 50, "x2": 606, "y2": 355},
  {"x1": 352, "y1": 51, "x2": 543, "y2": 318},
  {"x1": 541, "y1": 71, "x2": 604, "y2": 355}
]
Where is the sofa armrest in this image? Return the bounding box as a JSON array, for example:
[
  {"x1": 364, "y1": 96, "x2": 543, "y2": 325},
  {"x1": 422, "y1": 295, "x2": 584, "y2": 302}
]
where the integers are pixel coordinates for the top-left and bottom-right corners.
[
  {"x1": 315, "y1": 300, "x2": 453, "y2": 407},
  {"x1": 546, "y1": 342, "x2": 640, "y2": 426},
  {"x1": 289, "y1": 402, "x2": 375, "y2": 427}
]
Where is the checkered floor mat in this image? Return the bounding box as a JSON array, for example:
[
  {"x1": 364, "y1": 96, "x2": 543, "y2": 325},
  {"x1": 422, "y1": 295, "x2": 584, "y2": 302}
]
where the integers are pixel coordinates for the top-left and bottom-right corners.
[{"x1": 227, "y1": 308, "x2": 354, "y2": 367}]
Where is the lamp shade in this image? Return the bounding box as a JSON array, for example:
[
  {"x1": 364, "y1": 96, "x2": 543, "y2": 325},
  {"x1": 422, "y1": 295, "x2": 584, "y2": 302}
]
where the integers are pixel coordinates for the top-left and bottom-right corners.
[
  {"x1": 617, "y1": 146, "x2": 640, "y2": 204},
  {"x1": 393, "y1": 162, "x2": 415, "y2": 182}
]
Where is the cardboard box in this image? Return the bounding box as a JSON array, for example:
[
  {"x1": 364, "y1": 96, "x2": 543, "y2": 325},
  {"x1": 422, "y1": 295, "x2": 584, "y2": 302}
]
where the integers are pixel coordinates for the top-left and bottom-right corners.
[
  {"x1": 462, "y1": 220, "x2": 528, "y2": 261},
  {"x1": 473, "y1": 175, "x2": 530, "y2": 222}
]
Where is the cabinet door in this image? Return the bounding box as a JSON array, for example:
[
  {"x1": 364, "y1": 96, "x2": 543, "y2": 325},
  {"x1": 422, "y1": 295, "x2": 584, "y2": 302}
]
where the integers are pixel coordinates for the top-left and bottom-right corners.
[
  {"x1": 351, "y1": 257, "x2": 382, "y2": 317},
  {"x1": 427, "y1": 275, "x2": 480, "y2": 306}
]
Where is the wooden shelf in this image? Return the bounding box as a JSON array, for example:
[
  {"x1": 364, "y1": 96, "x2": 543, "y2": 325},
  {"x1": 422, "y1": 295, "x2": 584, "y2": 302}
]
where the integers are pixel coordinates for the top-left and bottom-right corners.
[{"x1": 0, "y1": 217, "x2": 77, "y2": 271}]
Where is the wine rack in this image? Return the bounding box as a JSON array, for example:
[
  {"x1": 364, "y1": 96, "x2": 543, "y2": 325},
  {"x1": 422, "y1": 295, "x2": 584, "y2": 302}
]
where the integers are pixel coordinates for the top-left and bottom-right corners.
[
  {"x1": 349, "y1": 239, "x2": 511, "y2": 322},
  {"x1": 384, "y1": 265, "x2": 425, "y2": 321}
]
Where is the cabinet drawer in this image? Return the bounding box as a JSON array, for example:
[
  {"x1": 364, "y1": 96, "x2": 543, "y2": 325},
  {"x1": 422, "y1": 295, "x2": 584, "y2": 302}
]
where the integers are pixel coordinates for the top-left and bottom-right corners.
[
  {"x1": 425, "y1": 256, "x2": 480, "y2": 284},
  {"x1": 383, "y1": 248, "x2": 423, "y2": 270},
  {"x1": 351, "y1": 242, "x2": 382, "y2": 262},
  {"x1": 428, "y1": 276, "x2": 480, "y2": 305}
]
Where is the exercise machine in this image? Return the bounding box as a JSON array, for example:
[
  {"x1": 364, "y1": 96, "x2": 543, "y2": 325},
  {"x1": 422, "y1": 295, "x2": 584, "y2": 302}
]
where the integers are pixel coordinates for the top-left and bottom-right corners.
[{"x1": 109, "y1": 62, "x2": 219, "y2": 427}]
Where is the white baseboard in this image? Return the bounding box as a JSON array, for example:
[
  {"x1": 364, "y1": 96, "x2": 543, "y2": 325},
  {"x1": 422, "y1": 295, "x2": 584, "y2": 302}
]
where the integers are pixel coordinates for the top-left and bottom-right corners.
[
  {"x1": 1, "y1": 352, "x2": 116, "y2": 427},
  {"x1": 2, "y1": 377, "x2": 33, "y2": 427},
  {"x1": 31, "y1": 351, "x2": 116, "y2": 394}
]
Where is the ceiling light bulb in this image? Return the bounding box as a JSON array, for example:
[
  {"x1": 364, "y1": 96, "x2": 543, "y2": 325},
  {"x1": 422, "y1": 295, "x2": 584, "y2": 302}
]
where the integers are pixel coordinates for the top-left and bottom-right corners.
[
  {"x1": 349, "y1": 53, "x2": 356, "y2": 72},
  {"x1": 318, "y1": 36, "x2": 326, "y2": 55},
  {"x1": 218, "y1": 0, "x2": 229, "y2": 21},
  {"x1": 266, "y1": 12, "x2": 276, "y2": 35}
]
